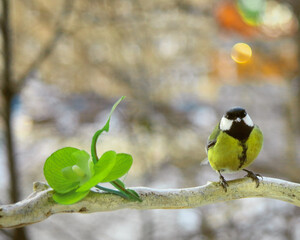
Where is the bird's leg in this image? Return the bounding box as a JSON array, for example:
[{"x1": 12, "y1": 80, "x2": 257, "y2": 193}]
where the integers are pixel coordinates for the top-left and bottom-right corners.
[
  {"x1": 218, "y1": 170, "x2": 229, "y2": 192},
  {"x1": 243, "y1": 169, "x2": 263, "y2": 187}
]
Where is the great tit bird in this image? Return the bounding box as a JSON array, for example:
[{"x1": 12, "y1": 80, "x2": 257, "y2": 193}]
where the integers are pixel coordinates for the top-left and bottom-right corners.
[{"x1": 206, "y1": 107, "x2": 263, "y2": 191}]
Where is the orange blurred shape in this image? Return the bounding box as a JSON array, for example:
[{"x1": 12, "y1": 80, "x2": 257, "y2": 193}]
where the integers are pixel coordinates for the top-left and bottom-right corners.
[{"x1": 215, "y1": 1, "x2": 259, "y2": 37}]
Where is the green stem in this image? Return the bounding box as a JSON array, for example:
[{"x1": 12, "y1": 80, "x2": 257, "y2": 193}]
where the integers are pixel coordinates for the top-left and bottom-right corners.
[
  {"x1": 91, "y1": 129, "x2": 104, "y2": 165},
  {"x1": 111, "y1": 180, "x2": 142, "y2": 202},
  {"x1": 90, "y1": 97, "x2": 142, "y2": 201},
  {"x1": 95, "y1": 185, "x2": 129, "y2": 199},
  {"x1": 90, "y1": 96, "x2": 125, "y2": 165}
]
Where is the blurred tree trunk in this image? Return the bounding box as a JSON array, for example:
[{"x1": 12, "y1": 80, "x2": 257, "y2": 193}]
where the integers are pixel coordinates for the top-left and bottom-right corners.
[
  {"x1": 1, "y1": 1, "x2": 73, "y2": 238},
  {"x1": 295, "y1": 5, "x2": 300, "y2": 134},
  {"x1": 283, "y1": 2, "x2": 300, "y2": 182},
  {"x1": 1, "y1": 0, "x2": 28, "y2": 239},
  {"x1": 287, "y1": 1, "x2": 300, "y2": 133}
]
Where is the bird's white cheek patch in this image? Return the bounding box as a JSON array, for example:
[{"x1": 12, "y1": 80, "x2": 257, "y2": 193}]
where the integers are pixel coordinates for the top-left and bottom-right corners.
[
  {"x1": 243, "y1": 114, "x2": 254, "y2": 127},
  {"x1": 220, "y1": 117, "x2": 233, "y2": 131}
]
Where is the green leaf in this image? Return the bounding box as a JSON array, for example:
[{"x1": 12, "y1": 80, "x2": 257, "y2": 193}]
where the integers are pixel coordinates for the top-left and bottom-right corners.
[
  {"x1": 114, "y1": 179, "x2": 125, "y2": 188},
  {"x1": 62, "y1": 166, "x2": 81, "y2": 182},
  {"x1": 110, "y1": 180, "x2": 142, "y2": 202},
  {"x1": 101, "y1": 153, "x2": 133, "y2": 182},
  {"x1": 53, "y1": 189, "x2": 90, "y2": 205},
  {"x1": 103, "y1": 96, "x2": 126, "y2": 132},
  {"x1": 76, "y1": 151, "x2": 117, "y2": 192},
  {"x1": 127, "y1": 189, "x2": 142, "y2": 202},
  {"x1": 72, "y1": 165, "x2": 86, "y2": 177},
  {"x1": 73, "y1": 150, "x2": 93, "y2": 175},
  {"x1": 91, "y1": 96, "x2": 125, "y2": 164},
  {"x1": 44, "y1": 147, "x2": 82, "y2": 194},
  {"x1": 94, "y1": 150, "x2": 116, "y2": 173},
  {"x1": 72, "y1": 150, "x2": 94, "y2": 184}
]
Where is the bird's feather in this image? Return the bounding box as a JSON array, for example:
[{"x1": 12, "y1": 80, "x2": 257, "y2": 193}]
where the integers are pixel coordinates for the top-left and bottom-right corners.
[{"x1": 206, "y1": 123, "x2": 220, "y2": 152}]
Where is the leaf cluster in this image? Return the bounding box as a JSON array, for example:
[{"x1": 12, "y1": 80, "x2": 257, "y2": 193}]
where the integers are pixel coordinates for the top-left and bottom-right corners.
[{"x1": 43, "y1": 97, "x2": 141, "y2": 204}]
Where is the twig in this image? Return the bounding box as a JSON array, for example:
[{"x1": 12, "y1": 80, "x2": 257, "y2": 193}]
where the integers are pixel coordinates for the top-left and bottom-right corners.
[
  {"x1": 0, "y1": 177, "x2": 299, "y2": 229},
  {"x1": 15, "y1": 0, "x2": 75, "y2": 93}
]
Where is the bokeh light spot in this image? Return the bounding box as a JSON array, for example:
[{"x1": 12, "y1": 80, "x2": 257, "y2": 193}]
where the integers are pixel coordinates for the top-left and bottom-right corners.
[{"x1": 231, "y1": 43, "x2": 252, "y2": 63}]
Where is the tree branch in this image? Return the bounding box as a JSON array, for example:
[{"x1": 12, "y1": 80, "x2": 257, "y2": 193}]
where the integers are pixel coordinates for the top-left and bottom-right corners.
[
  {"x1": 15, "y1": 0, "x2": 74, "y2": 93},
  {"x1": 0, "y1": 177, "x2": 299, "y2": 229}
]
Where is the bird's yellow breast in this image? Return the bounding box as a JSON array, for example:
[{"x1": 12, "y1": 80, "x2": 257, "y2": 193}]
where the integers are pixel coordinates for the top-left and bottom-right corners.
[{"x1": 207, "y1": 126, "x2": 263, "y2": 173}]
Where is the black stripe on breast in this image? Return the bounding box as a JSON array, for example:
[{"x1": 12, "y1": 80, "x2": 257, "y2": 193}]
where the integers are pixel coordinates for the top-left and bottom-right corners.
[
  {"x1": 238, "y1": 140, "x2": 247, "y2": 169},
  {"x1": 224, "y1": 121, "x2": 253, "y2": 141}
]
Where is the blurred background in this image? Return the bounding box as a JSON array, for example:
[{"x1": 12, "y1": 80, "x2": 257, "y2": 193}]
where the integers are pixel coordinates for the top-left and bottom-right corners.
[{"x1": 1, "y1": 0, "x2": 300, "y2": 239}]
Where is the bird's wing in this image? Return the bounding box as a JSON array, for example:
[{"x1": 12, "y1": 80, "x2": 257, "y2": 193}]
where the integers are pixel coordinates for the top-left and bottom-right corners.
[{"x1": 205, "y1": 123, "x2": 220, "y2": 153}]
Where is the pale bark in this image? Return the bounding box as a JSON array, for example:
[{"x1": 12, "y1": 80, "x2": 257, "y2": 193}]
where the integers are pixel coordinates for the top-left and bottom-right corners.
[{"x1": 0, "y1": 177, "x2": 299, "y2": 229}]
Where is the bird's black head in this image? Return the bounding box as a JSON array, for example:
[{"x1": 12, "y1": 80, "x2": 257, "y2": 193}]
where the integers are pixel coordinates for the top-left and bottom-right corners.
[
  {"x1": 224, "y1": 107, "x2": 247, "y2": 120},
  {"x1": 220, "y1": 107, "x2": 254, "y2": 141}
]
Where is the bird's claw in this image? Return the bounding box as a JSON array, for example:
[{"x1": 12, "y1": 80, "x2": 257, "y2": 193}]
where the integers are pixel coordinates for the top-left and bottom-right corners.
[
  {"x1": 219, "y1": 173, "x2": 229, "y2": 192},
  {"x1": 243, "y1": 169, "x2": 262, "y2": 188}
]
